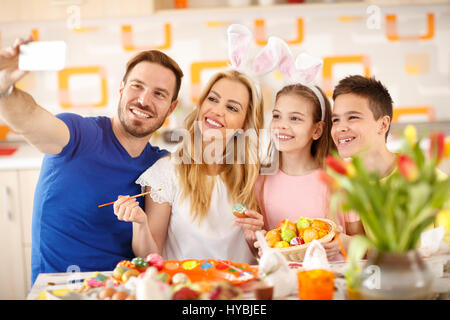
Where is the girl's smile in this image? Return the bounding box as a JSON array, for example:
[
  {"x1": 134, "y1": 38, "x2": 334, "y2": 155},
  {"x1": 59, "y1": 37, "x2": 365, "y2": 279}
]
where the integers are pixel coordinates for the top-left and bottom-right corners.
[{"x1": 270, "y1": 94, "x2": 320, "y2": 154}]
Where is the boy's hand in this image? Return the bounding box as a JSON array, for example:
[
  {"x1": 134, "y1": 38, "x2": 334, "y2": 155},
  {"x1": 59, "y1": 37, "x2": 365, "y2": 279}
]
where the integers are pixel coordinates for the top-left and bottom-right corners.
[
  {"x1": 0, "y1": 35, "x2": 33, "y2": 94},
  {"x1": 322, "y1": 232, "x2": 351, "y2": 260},
  {"x1": 322, "y1": 239, "x2": 341, "y2": 260},
  {"x1": 113, "y1": 195, "x2": 147, "y2": 225},
  {"x1": 235, "y1": 209, "x2": 264, "y2": 243}
]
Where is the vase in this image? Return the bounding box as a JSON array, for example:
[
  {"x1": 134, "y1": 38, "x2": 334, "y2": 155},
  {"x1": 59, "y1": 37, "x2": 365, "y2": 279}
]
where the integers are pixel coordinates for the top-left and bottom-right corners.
[{"x1": 359, "y1": 249, "x2": 434, "y2": 300}]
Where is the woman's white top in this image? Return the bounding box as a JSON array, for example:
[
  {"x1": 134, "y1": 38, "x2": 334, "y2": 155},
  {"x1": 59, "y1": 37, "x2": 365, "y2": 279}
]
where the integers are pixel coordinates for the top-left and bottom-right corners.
[{"x1": 135, "y1": 156, "x2": 256, "y2": 264}]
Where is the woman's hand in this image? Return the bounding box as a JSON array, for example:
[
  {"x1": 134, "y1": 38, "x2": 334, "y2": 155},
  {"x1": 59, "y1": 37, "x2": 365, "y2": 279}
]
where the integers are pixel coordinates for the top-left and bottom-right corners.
[
  {"x1": 113, "y1": 195, "x2": 147, "y2": 225},
  {"x1": 234, "y1": 209, "x2": 264, "y2": 243}
]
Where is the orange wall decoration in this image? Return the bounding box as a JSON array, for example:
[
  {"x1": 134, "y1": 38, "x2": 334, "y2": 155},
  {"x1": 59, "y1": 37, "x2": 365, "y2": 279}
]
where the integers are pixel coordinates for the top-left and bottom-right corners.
[
  {"x1": 322, "y1": 55, "x2": 371, "y2": 97},
  {"x1": 393, "y1": 106, "x2": 435, "y2": 122},
  {"x1": 190, "y1": 61, "x2": 229, "y2": 103},
  {"x1": 386, "y1": 13, "x2": 434, "y2": 41},
  {"x1": 254, "y1": 18, "x2": 304, "y2": 46},
  {"x1": 338, "y1": 16, "x2": 364, "y2": 23},
  {"x1": 58, "y1": 66, "x2": 108, "y2": 109},
  {"x1": 121, "y1": 24, "x2": 172, "y2": 51}
]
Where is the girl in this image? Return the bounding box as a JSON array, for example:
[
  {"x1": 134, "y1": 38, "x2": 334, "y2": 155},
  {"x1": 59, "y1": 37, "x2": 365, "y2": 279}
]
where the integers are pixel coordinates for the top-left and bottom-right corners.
[
  {"x1": 113, "y1": 70, "x2": 265, "y2": 263},
  {"x1": 250, "y1": 83, "x2": 361, "y2": 260}
]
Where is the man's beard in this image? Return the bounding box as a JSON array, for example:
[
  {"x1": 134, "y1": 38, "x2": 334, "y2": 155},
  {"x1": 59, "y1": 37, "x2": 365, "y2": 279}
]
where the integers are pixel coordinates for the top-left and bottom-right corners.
[{"x1": 118, "y1": 100, "x2": 168, "y2": 138}]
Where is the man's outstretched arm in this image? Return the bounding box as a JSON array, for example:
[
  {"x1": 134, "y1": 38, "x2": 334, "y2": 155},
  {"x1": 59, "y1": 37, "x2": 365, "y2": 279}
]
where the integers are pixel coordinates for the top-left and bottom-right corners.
[{"x1": 0, "y1": 35, "x2": 70, "y2": 155}]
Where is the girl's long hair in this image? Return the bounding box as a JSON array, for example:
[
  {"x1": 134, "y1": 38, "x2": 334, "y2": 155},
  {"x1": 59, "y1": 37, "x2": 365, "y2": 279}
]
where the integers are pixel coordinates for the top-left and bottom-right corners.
[{"x1": 174, "y1": 70, "x2": 264, "y2": 222}]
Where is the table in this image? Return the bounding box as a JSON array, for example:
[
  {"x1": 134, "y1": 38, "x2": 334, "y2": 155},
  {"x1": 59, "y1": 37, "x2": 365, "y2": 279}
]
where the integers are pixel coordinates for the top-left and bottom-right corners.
[{"x1": 27, "y1": 256, "x2": 450, "y2": 300}]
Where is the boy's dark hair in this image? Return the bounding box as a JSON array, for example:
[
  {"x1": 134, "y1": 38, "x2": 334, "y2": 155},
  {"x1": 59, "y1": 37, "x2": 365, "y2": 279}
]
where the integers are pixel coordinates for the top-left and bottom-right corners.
[
  {"x1": 123, "y1": 50, "x2": 184, "y2": 102},
  {"x1": 332, "y1": 75, "x2": 393, "y2": 139}
]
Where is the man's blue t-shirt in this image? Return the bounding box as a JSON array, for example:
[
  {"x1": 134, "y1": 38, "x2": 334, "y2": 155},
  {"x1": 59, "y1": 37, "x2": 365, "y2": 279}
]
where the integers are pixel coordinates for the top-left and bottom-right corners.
[{"x1": 31, "y1": 113, "x2": 168, "y2": 285}]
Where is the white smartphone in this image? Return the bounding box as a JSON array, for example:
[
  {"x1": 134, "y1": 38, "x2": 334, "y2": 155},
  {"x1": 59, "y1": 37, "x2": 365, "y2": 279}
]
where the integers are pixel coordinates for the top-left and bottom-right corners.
[{"x1": 19, "y1": 41, "x2": 67, "y2": 71}]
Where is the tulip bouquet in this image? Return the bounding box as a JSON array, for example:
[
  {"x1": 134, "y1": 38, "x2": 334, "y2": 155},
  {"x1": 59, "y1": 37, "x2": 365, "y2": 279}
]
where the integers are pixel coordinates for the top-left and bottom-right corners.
[{"x1": 322, "y1": 126, "x2": 450, "y2": 290}]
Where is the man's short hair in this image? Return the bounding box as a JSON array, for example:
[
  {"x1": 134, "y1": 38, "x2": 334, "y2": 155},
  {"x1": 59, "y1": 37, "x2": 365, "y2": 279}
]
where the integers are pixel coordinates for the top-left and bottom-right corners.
[{"x1": 123, "y1": 50, "x2": 184, "y2": 102}]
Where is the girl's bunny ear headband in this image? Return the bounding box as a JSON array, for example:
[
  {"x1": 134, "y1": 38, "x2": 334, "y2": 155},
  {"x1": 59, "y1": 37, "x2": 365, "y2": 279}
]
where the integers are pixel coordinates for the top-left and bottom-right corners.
[
  {"x1": 227, "y1": 24, "x2": 287, "y2": 104},
  {"x1": 253, "y1": 36, "x2": 325, "y2": 121},
  {"x1": 228, "y1": 25, "x2": 325, "y2": 121}
]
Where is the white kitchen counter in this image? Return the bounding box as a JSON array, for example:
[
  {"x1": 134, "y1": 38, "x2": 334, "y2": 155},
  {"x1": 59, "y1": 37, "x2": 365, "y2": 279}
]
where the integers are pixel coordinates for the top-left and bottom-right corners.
[{"x1": 0, "y1": 143, "x2": 44, "y2": 170}]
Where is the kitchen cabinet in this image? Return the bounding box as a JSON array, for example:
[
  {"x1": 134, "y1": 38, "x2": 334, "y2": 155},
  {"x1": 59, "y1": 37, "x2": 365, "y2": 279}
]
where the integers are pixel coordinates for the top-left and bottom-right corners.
[
  {"x1": 0, "y1": 0, "x2": 156, "y2": 23},
  {"x1": 0, "y1": 169, "x2": 40, "y2": 299},
  {"x1": 18, "y1": 169, "x2": 41, "y2": 294}
]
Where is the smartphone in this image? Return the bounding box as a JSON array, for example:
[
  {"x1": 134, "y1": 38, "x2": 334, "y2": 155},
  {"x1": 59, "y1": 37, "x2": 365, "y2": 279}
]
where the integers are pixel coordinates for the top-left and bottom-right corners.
[{"x1": 19, "y1": 41, "x2": 67, "y2": 71}]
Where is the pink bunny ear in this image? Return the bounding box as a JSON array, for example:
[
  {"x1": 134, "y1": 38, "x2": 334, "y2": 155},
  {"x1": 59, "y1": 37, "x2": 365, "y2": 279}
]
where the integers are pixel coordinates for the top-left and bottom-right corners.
[
  {"x1": 227, "y1": 24, "x2": 253, "y2": 69},
  {"x1": 295, "y1": 53, "x2": 323, "y2": 84},
  {"x1": 273, "y1": 37, "x2": 297, "y2": 80},
  {"x1": 251, "y1": 37, "x2": 280, "y2": 76}
]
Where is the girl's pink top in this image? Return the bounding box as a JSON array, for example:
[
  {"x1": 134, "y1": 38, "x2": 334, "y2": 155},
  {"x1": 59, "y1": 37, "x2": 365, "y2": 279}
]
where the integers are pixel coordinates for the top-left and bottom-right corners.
[{"x1": 255, "y1": 169, "x2": 360, "y2": 232}]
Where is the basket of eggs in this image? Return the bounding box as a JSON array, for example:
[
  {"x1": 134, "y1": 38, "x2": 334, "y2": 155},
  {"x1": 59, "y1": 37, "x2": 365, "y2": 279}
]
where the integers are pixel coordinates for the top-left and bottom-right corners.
[{"x1": 265, "y1": 217, "x2": 337, "y2": 262}]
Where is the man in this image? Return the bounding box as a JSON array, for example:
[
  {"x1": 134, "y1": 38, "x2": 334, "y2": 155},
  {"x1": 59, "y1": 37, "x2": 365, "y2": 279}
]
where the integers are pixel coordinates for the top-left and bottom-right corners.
[{"x1": 0, "y1": 35, "x2": 184, "y2": 285}]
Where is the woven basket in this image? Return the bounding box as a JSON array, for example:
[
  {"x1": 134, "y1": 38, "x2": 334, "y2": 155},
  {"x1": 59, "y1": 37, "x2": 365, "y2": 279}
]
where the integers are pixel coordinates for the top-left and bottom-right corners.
[{"x1": 276, "y1": 218, "x2": 337, "y2": 262}]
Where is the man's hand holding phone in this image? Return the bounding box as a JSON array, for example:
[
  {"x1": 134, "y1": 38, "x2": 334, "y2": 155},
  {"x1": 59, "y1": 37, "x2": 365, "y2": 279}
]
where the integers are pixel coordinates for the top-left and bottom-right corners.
[
  {"x1": 0, "y1": 35, "x2": 67, "y2": 96},
  {"x1": 0, "y1": 35, "x2": 33, "y2": 96}
]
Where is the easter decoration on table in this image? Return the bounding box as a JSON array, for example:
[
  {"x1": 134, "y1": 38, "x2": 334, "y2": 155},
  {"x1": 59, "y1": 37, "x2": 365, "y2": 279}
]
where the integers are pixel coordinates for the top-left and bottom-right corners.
[
  {"x1": 265, "y1": 217, "x2": 336, "y2": 262},
  {"x1": 160, "y1": 259, "x2": 258, "y2": 285},
  {"x1": 68, "y1": 253, "x2": 257, "y2": 300},
  {"x1": 256, "y1": 230, "x2": 298, "y2": 298}
]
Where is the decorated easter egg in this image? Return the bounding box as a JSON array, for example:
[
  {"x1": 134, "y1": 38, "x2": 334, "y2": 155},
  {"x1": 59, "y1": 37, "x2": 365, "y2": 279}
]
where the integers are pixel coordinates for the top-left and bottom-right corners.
[
  {"x1": 172, "y1": 272, "x2": 189, "y2": 285},
  {"x1": 303, "y1": 227, "x2": 320, "y2": 243},
  {"x1": 296, "y1": 217, "x2": 311, "y2": 230},
  {"x1": 311, "y1": 219, "x2": 330, "y2": 231},
  {"x1": 122, "y1": 269, "x2": 140, "y2": 282},
  {"x1": 132, "y1": 257, "x2": 149, "y2": 269},
  {"x1": 281, "y1": 228, "x2": 296, "y2": 243},
  {"x1": 278, "y1": 219, "x2": 297, "y2": 234},
  {"x1": 290, "y1": 236, "x2": 304, "y2": 246},
  {"x1": 232, "y1": 203, "x2": 247, "y2": 218},
  {"x1": 113, "y1": 266, "x2": 125, "y2": 280},
  {"x1": 265, "y1": 229, "x2": 281, "y2": 248},
  {"x1": 112, "y1": 291, "x2": 128, "y2": 300},
  {"x1": 146, "y1": 253, "x2": 164, "y2": 270},
  {"x1": 274, "y1": 241, "x2": 289, "y2": 248},
  {"x1": 99, "y1": 287, "x2": 116, "y2": 300},
  {"x1": 157, "y1": 272, "x2": 171, "y2": 284}
]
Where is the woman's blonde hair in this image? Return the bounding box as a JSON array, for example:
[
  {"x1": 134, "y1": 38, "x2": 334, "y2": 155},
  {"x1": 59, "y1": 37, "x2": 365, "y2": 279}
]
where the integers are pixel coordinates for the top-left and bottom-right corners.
[{"x1": 174, "y1": 70, "x2": 264, "y2": 222}]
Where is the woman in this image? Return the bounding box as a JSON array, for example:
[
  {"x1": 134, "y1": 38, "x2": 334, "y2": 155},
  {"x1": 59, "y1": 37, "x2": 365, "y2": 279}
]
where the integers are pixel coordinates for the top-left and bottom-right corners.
[{"x1": 113, "y1": 70, "x2": 265, "y2": 263}]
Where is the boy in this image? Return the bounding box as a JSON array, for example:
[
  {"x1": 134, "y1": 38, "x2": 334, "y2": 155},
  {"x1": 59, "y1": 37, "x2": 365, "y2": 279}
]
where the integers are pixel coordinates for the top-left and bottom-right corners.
[
  {"x1": 330, "y1": 75, "x2": 449, "y2": 245},
  {"x1": 331, "y1": 75, "x2": 397, "y2": 178}
]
